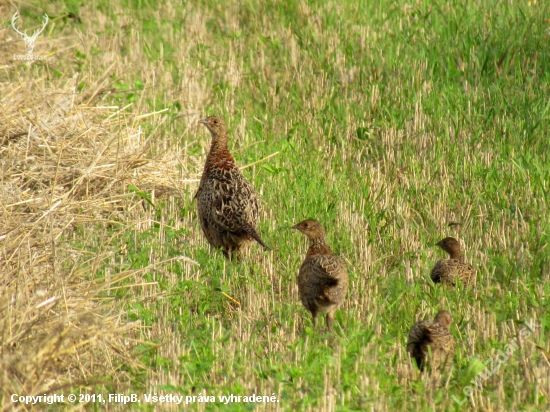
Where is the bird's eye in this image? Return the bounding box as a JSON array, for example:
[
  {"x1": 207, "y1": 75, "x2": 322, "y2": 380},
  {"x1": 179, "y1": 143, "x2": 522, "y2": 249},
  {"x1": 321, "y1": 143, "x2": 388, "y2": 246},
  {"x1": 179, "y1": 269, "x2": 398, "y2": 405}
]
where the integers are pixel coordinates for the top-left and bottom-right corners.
[{"x1": 213, "y1": 120, "x2": 218, "y2": 124}]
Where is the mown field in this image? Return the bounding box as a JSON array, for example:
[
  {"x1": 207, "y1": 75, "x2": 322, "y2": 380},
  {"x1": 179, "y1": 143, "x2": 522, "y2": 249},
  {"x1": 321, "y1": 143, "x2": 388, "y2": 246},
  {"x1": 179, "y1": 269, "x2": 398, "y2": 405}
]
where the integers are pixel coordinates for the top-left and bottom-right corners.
[{"x1": 1, "y1": 0, "x2": 549, "y2": 410}]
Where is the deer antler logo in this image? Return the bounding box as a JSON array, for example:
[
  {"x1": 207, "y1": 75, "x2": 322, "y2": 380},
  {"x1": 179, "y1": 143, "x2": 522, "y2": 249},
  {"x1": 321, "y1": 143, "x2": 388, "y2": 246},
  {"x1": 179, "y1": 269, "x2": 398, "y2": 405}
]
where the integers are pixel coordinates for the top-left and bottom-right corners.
[{"x1": 11, "y1": 11, "x2": 49, "y2": 55}]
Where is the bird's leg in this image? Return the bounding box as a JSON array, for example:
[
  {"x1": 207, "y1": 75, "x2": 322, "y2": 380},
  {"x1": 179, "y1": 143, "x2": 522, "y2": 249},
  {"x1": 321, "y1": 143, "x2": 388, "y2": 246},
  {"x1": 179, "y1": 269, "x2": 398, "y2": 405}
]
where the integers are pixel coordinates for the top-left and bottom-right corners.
[
  {"x1": 231, "y1": 249, "x2": 241, "y2": 263},
  {"x1": 222, "y1": 248, "x2": 230, "y2": 260},
  {"x1": 311, "y1": 311, "x2": 318, "y2": 328},
  {"x1": 223, "y1": 247, "x2": 238, "y2": 262},
  {"x1": 326, "y1": 313, "x2": 334, "y2": 331}
]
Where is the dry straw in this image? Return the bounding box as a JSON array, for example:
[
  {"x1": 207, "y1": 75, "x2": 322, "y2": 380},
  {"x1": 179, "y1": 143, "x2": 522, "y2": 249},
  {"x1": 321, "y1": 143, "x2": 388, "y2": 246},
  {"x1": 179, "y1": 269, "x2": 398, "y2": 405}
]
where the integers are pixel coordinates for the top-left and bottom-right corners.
[{"x1": 0, "y1": 53, "x2": 196, "y2": 408}]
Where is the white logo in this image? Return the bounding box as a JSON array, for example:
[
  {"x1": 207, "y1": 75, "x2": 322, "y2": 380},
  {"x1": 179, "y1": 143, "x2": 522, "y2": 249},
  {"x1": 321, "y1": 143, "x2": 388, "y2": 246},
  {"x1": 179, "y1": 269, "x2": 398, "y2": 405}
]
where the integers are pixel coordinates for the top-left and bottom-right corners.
[{"x1": 11, "y1": 11, "x2": 49, "y2": 57}]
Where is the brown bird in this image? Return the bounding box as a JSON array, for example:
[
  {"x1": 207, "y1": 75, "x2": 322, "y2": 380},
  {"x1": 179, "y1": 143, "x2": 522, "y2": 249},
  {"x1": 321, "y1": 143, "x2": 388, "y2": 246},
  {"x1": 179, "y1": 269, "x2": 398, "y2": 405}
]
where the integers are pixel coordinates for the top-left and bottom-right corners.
[
  {"x1": 430, "y1": 237, "x2": 475, "y2": 286},
  {"x1": 292, "y1": 219, "x2": 348, "y2": 331},
  {"x1": 407, "y1": 310, "x2": 456, "y2": 373},
  {"x1": 196, "y1": 116, "x2": 267, "y2": 259}
]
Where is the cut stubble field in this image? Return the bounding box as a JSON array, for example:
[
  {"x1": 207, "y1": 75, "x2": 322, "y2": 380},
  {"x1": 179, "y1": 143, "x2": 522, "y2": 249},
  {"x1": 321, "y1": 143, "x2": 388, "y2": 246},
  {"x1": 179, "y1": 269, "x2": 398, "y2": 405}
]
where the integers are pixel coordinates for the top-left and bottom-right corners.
[{"x1": 1, "y1": 0, "x2": 549, "y2": 411}]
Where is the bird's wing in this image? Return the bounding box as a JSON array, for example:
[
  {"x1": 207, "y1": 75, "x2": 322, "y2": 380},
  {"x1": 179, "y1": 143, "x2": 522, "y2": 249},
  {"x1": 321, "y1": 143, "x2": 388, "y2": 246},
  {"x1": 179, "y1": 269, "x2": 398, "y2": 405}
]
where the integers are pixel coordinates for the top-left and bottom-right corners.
[
  {"x1": 430, "y1": 260, "x2": 444, "y2": 282},
  {"x1": 423, "y1": 323, "x2": 456, "y2": 371},
  {"x1": 432, "y1": 259, "x2": 475, "y2": 285},
  {"x1": 407, "y1": 319, "x2": 455, "y2": 372},
  {"x1": 407, "y1": 321, "x2": 427, "y2": 353},
  {"x1": 306, "y1": 255, "x2": 348, "y2": 304},
  {"x1": 456, "y1": 262, "x2": 475, "y2": 285},
  {"x1": 421, "y1": 323, "x2": 455, "y2": 356},
  {"x1": 407, "y1": 320, "x2": 431, "y2": 369},
  {"x1": 202, "y1": 168, "x2": 260, "y2": 231}
]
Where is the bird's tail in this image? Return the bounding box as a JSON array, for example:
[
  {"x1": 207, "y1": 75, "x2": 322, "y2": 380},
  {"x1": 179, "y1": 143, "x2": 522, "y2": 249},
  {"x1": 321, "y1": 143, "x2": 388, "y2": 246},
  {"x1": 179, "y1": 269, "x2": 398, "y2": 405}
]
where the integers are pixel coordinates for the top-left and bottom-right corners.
[{"x1": 244, "y1": 225, "x2": 269, "y2": 250}]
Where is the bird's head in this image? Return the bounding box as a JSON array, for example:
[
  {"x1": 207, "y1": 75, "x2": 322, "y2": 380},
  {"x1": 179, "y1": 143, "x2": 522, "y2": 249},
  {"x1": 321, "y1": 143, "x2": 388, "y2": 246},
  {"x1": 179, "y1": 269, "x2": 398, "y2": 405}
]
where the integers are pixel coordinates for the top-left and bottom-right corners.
[
  {"x1": 434, "y1": 310, "x2": 453, "y2": 328},
  {"x1": 291, "y1": 219, "x2": 326, "y2": 240},
  {"x1": 199, "y1": 116, "x2": 227, "y2": 137},
  {"x1": 435, "y1": 237, "x2": 461, "y2": 256}
]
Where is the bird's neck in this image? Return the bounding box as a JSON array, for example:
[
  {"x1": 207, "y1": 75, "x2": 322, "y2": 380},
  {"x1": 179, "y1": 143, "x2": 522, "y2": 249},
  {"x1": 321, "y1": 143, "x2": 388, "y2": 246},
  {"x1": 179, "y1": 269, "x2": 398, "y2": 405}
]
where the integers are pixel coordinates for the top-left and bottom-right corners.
[
  {"x1": 204, "y1": 134, "x2": 236, "y2": 171},
  {"x1": 448, "y1": 250, "x2": 462, "y2": 261},
  {"x1": 210, "y1": 133, "x2": 229, "y2": 150},
  {"x1": 306, "y1": 238, "x2": 333, "y2": 256},
  {"x1": 208, "y1": 133, "x2": 229, "y2": 153}
]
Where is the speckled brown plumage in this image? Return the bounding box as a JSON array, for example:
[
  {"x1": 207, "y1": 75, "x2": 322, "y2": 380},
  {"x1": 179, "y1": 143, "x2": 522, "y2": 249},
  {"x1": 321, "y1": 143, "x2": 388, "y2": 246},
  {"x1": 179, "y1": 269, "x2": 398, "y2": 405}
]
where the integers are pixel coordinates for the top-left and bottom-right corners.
[
  {"x1": 292, "y1": 219, "x2": 348, "y2": 331},
  {"x1": 430, "y1": 237, "x2": 475, "y2": 286},
  {"x1": 407, "y1": 310, "x2": 456, "y2": 373},
  {"x1": 196, "y1": 116, "x2": 267, "y2": 258}
]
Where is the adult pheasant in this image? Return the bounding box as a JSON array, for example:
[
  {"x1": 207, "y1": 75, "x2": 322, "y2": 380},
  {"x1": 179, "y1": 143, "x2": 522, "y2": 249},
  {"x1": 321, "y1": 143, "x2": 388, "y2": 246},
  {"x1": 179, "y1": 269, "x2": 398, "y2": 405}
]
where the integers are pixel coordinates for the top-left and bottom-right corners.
[{"x1": 196, "y1": 116, "x2": 267, "y2": 259}]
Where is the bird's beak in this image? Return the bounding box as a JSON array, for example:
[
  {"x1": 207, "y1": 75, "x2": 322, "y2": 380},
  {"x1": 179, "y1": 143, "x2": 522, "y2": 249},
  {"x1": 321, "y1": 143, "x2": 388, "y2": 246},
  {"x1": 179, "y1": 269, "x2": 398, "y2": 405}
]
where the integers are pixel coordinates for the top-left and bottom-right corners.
[
  {"x1": 291, "y1": 224, "x2": 300, "y2": 230},
  {"x1": 435, "y1": 240, "x2": 442, "y2": 247},
  {"x1": 199, "y1": 118, "x2": 208, "y2": 125}
]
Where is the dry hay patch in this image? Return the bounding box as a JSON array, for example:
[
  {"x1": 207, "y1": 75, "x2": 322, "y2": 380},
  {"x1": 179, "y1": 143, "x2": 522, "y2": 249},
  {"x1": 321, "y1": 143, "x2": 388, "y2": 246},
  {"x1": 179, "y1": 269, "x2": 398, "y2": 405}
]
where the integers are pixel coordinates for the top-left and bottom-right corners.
[{"x1": 0, "y1": 75, "x2": 194, "y2": 406}]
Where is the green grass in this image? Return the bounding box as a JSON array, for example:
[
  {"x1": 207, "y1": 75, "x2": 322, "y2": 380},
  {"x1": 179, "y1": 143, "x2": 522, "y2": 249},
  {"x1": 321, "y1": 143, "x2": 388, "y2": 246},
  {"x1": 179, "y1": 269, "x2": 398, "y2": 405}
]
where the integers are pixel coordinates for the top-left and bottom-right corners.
[{"x1": 4, "y1": 0, "x2": 550, "y2": 410}]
